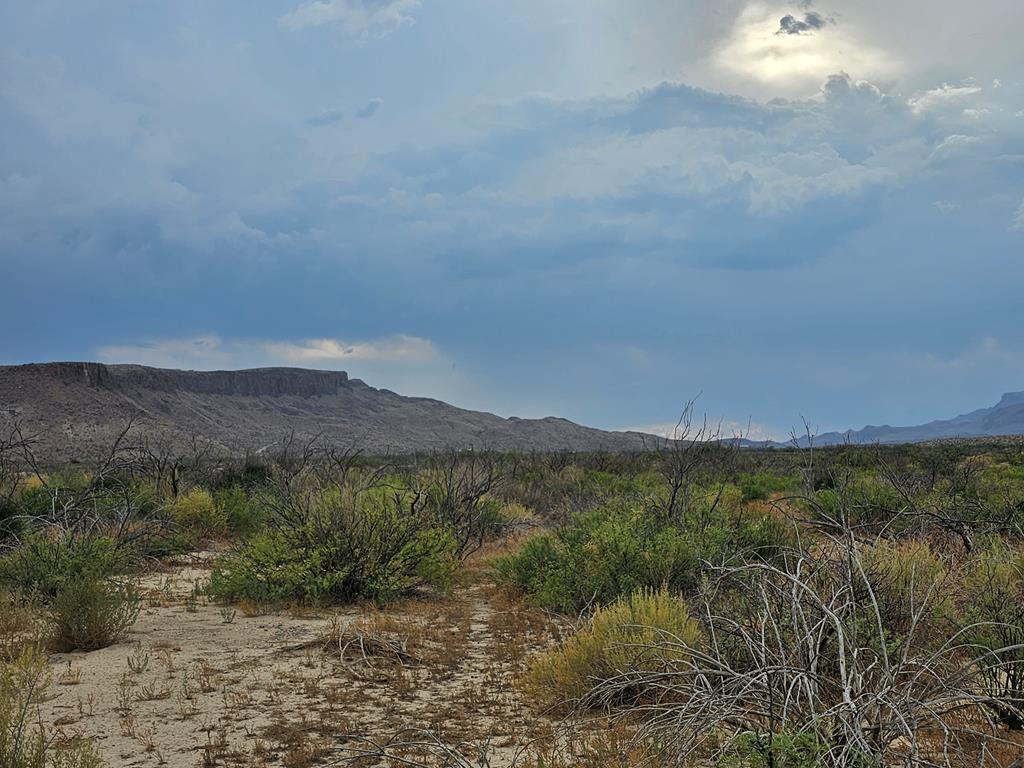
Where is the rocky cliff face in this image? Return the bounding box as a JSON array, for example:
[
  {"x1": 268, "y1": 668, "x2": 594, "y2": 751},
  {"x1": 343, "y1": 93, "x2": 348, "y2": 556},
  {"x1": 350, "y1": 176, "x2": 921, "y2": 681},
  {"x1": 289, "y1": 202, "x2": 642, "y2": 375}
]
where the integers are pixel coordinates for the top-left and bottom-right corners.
[
  {"x1": 0, "y1": 362, "x2": 649, "y2": 462},
  {"x1": 12, "y1": 362, "x2": 353, "y2": 397}
]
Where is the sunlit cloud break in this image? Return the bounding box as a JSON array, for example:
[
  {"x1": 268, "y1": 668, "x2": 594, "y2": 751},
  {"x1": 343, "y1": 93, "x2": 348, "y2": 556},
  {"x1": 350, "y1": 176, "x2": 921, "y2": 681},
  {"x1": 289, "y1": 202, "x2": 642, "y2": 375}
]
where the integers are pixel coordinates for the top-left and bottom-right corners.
[
  {"x1": 264, "y1": 335, "x2": 437, "y2": 363},
  {"x1": 97, "y1": 334, "x2": 439, "y2": 370},
  {"x1": 715, "y1": 2, "x2": 893, "y2": 89}
]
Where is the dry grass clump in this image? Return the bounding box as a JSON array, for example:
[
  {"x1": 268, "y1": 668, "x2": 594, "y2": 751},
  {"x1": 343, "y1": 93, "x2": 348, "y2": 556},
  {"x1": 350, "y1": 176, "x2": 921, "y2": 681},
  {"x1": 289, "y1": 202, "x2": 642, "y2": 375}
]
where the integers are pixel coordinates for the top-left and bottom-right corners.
[
  {"x1": 519, "y1": 725, "x2": 674, "y2": 768},
  {"x1": 330, "y1": 724, "x2": 673, "y2": 768},
  {"x1": 0, "y1": 647, "x2": 105, "y2": 768},
  {"x1": 567, "y1": 538, "x2": 1024, "y2": 768},
  {"x1": 0, "y1": 591, "x2": 48, "y2": 659},
  {"x1": 317, "y1": 615, "x2": 421, "y2": 669},
  {"x1": 857, "y1": 537, "x2": 956, "y2": 643},
  {"x1": 312, "y1": 596, "x2": 475, "y2": 677},
  {"x1": 961, "y1": 542, "x2": 1024, "y2": 731},
  {"x1": 526, "y1": 587, "x2": 703, "y2": 708}
]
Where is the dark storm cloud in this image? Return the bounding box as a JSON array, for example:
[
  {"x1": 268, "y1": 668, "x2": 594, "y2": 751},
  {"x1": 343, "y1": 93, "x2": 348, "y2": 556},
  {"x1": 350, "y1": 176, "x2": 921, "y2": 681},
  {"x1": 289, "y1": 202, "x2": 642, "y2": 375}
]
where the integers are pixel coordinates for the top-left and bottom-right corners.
[
  {"x1": 2, "y1": 0, "x2": 1023, "y2": 437},
  {"x1": 356, "y1": 97, "x2": 384, "y2": 118},
  {"x1": 777, "y1": 11, "x2": 831, "y2": 35}
]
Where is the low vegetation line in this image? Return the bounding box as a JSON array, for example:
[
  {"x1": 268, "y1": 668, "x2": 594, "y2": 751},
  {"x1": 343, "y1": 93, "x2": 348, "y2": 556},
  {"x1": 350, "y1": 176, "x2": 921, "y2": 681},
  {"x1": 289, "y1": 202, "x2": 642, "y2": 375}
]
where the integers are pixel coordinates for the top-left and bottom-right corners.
[{"x1": 4, "y1": 422, "x2": 1024, "y2": 766}]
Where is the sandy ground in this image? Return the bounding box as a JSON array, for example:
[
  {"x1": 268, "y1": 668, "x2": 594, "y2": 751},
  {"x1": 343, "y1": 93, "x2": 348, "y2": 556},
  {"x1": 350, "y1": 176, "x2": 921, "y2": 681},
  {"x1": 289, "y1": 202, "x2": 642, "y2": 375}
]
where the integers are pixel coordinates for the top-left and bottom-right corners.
[
  {"x1": 37, "y1": 553, "x2": 561, "y2": 768},
  {"x1": 29, "y1": 553, "x2": 1024, "y2": 768}
]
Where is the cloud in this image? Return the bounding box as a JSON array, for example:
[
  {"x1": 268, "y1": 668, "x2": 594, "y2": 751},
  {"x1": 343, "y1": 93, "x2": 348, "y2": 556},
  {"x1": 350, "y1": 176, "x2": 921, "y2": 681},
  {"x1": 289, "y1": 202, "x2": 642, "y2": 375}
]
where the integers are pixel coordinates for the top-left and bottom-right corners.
[
  {"x1": 618, "y1": 419, "x2": 780, "y2": 442},
  {"x1": 1012, "y1": 199, "x2": 1024, "y2": 231},
  {"x1": 96, "y1": 335, "x2": 237, "y2": 370},
  {"x1": 0, "y1": 172, "x2": 41, "y2": 208},
  {"x1": 288, "y1": 70, "x2": 1021, "y2": 277},
  {"x1": 97, "y1": 334, "x2": 440, "y2": 369},
  {"x1": 931, "y1": 133, "x2": 983, "y2": 159},
  {"x1": 920, "y1": 337, "x2": 1024, "y2": 373},
  {"x1": 715, "y1": 4, "x2": 892, "y2": 89},
  {"x1": 307, "y1": 109, "x2": 346, "y2": 127},
  {"x1": 908, "y1": 82, "x2": 983, "y2": 115},
  {"x1": 307, "y1": 98, "x2": 382, "y2": 126},
  {"x1": 3, "y1": 1, "x2": 1024, "y2": 438},
  {"x1": 280, "y1": 0, "x2": 420, "y2": 40},
  {"x1": 263, "y1": 335, "x2": 437, "y2": 363},
  {"x1": 92, "y1": 333, "x2": 477, "y2": 407},
  {"x1": 355, "y1": 97, "x2": 383, "y2": 119},
  {"x1": 777, "y1": 11, "x2": 831, "y2": 35}
]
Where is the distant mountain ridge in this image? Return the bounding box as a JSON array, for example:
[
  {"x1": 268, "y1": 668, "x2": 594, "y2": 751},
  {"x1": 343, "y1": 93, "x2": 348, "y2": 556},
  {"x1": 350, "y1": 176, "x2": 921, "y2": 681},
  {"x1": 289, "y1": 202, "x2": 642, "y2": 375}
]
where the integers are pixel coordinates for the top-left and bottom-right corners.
[
  {"x1": 797, "y1": 390, "x2": 1024, "y2": 446},
  {"x1": 3, "y1": 362, "x2": 1022, "y2": 460},
  {"x1": 0, "y1": 362, "x2": 651, "y2": 462}
]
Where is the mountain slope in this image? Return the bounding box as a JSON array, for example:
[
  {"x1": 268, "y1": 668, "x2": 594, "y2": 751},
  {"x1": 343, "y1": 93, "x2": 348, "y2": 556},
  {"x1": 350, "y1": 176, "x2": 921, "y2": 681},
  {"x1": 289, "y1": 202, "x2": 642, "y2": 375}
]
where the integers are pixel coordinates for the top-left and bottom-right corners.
[
  {"x1": 803, "y1": 391, "x2": 1024, "y2": 446},
  {"x1": 0, "y1": 362, "x2": 651, "y2": 461}
]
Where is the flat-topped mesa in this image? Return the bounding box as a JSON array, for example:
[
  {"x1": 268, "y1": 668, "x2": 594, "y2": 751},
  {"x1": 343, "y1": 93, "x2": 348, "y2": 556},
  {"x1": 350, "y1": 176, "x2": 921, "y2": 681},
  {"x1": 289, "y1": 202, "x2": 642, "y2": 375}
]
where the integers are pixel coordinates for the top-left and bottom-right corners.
[
  {"x1": 996, "y1": 391, "x2": 1024, "y2": 410},
  {"x1": 9, "y1": 362, "x2": 352, "y2": 398},
  {"x1": 0, "y1": 361, "x2": 650, "y2": 460}
]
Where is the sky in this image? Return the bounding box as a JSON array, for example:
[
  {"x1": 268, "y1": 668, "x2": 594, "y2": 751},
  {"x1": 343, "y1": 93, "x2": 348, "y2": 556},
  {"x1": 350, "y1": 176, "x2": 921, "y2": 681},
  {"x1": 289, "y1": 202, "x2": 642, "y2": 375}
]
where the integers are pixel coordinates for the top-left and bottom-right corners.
[{"x1": 1, "y1": 0, "x2": 1023, "y2": 440}]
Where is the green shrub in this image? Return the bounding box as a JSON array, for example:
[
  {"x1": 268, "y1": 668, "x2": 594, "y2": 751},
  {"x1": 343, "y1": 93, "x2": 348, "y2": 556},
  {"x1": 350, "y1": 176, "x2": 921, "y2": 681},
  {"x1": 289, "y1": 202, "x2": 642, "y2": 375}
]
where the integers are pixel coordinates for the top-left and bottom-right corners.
[
  {"x1": 0, "y1": 647, "x2": 105, "y2": 767},
  {"x1": 720, "y1": 730, "x2": 878, "y2": 767},
  {"x1": 0, "y1": 498, "x2": 22, "y2": 544},
  {"x1": 813, "y1": 476, "x2": 907, "y2": 529},
  {"x1": 49, "y1": 575, "x2": 140, "y2": 652},
  {"x1": 169, "y1": 488, "x2": 226, "y2": 535},
  {"x1": 0, "y1": 534, "x2": 128, "y2": 599},
  {"x1": 527, "y1": 587, "x2": 703, "y2": 707},
  {"x1": 11, "y1": 474, "x2": 99, "y2": 519},
  {"x1": 737, "y1": 472, "x2": 799, "y2": 502},
  {"x1": 13, "y1": 485, "x2": 61, "y2": 521},
  {"x1": 496, "y1": 499, "x2": 796, "y2": 614},
  {"x1": 857, "y1": 538, "x2": 952, "y2": 646},
  {"x1": 213, "y1": 485, "x2": 264, "y2": 535},
  {"x1": 510, "y1": 514, "x2": 700, "y2": 613},
  {"x1": 959, "y1": 542, "x2": 1024, "y2": 729},
  {"x1": 207, "y1": 494, "x2": 459, "y2": 606},
  {"x1": 720, "y1": 732, "x2": 836, "y2": 768}
]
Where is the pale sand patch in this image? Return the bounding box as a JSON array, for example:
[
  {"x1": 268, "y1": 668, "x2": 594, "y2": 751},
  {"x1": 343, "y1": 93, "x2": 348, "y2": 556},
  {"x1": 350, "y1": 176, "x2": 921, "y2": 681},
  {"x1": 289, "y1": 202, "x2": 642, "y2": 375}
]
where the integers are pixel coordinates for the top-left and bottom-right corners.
[{"x1": 36, "y1": 556, "x2": 559, "y2": 767}]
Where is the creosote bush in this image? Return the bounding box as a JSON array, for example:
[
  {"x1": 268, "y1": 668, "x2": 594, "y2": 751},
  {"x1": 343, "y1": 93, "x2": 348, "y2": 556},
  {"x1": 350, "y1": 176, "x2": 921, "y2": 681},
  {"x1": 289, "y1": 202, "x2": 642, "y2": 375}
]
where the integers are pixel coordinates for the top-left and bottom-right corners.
[
  {"x1": 527, "y1": 587, "x2": 703, "y2": 707},
  {"x1": 49, "y1": 574, "x2": 141, "y2": 652},
  {"x1": 0, "y1": 532, "x2": 141, "y2": 653},
  {"x1": 207, "y1": 490, "x2": 459, "y2": 606},
  {"x1": 496, "y1": 498, "x2": 796, "y2": 613},
  {"x1": 0, "y1": 534, "x2": 127, "y2": 599}
]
